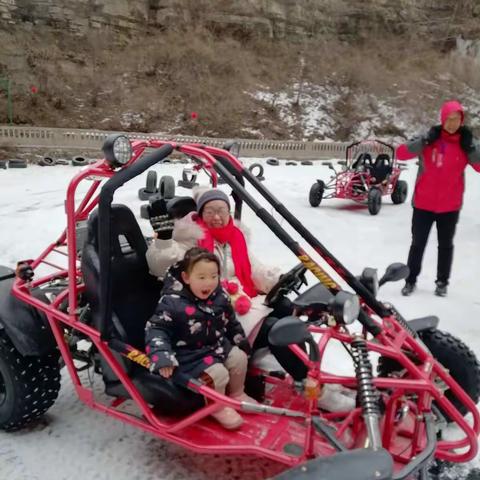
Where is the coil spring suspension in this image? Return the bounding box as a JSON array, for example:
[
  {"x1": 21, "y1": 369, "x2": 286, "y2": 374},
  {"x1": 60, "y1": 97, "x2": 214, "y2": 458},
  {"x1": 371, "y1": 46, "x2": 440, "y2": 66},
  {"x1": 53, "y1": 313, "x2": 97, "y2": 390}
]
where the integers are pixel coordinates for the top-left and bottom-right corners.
[
  {"x1": 352, "y1": 336, "x2": 380, "y2": 416},
  {"x1": 352, "y1": 334, "x2": 382, "y2": 449},
  {"x1": 383, "y1": 302, "x2": 417, "y2": 337}
]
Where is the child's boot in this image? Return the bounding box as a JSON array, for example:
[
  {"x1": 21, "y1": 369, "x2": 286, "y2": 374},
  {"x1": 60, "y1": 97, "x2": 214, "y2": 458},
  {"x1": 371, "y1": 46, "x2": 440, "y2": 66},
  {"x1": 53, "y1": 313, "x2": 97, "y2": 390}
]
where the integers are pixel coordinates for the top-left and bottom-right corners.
[
  {"x1": 211, "y1": 407, "x2": 243, "y2": 429},
  {"x1": 230, "y1": 391, "x2": 259, "y2": 404},
  {"x1": 204, "y1": 363, "x2": 244, "y2": 429}
]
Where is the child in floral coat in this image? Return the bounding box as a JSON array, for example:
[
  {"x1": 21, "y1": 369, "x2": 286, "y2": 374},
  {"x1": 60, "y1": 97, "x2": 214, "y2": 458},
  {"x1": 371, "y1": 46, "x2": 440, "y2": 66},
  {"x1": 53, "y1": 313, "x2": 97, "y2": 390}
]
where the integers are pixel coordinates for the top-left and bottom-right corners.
[{"x1": 145, "y1": 247, "x2": 255, "y2": 429}]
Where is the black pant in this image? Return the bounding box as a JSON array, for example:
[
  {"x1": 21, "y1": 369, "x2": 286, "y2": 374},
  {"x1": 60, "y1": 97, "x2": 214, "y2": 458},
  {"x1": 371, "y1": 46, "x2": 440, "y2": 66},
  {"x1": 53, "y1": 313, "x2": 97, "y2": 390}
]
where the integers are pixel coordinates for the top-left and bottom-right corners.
[
  {"x1": 406, "y1": 208, "x2": 460, "y2": 285},
  {"x1": 252, "y1": 298, "x2": 308, "y2": 382}
]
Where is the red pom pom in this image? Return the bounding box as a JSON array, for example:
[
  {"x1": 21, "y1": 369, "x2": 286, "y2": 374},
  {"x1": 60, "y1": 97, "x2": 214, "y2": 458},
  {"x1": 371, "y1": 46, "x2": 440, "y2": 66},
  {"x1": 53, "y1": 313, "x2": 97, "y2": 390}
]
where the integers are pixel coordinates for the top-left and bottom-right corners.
[
  {"x1": 234, "y1": 295, "x2": 251, "y2": 315},
  {"x1": 226, "y1": 281, "x2": 239, "y2": 295}
]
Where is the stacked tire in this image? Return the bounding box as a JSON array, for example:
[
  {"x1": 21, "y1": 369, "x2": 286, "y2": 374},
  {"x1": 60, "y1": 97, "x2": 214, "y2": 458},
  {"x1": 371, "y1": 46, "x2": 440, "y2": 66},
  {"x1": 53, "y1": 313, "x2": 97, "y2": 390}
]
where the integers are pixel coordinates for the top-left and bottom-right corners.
[{"x1": 8, "y1": 159, "x2": 27, "y2": 169}]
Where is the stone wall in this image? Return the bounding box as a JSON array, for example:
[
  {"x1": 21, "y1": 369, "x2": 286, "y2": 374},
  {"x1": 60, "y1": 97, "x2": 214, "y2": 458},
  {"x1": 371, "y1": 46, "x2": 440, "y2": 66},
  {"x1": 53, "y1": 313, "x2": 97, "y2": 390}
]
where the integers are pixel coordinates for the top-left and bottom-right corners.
[
  {"x1": 0, "y1": 0, "x2": 478, "y2": 40},
  {"x1": 0, "y1": 0, "x2": 150, "y2": 34}
]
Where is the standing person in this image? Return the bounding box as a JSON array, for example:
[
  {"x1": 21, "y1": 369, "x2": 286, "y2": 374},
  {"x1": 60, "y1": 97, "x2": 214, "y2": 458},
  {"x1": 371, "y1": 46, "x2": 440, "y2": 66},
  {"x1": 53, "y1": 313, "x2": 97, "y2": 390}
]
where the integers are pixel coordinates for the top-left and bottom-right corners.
[
  {"x1": 397, "y1": 100, "x2": 480, "y2": 296},
  {"x1": 146, "y1": 187, "x2": 355, "y2": 411},
  {"x1": 145, "y1": 247, "x2": 254, "y2": 430}
]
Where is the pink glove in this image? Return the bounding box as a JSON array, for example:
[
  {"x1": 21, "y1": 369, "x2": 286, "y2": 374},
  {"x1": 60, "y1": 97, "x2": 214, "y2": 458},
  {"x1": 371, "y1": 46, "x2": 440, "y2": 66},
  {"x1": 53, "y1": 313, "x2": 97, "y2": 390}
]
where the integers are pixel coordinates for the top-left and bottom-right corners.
[{"x1": 234, "y1": 295, "x2": 252, "y2": 315}]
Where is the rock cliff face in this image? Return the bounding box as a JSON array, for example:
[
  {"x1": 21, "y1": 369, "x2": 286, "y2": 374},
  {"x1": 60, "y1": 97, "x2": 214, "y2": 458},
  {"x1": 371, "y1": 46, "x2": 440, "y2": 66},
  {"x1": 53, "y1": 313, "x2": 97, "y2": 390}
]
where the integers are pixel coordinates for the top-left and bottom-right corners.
[
  {"x1": 0, "y1": 1, "x2": 479, "y2": 139},
  {"x1": 0, "y1": 0, "x2": 478, "y2": 41}
]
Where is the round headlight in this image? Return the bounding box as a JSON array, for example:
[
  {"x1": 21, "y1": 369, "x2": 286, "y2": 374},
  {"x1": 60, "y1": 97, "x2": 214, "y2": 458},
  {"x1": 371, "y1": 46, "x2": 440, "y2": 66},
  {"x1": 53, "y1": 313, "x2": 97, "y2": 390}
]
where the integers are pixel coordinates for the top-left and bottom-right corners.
[
  {"x1": 342, "y1": 294, "x2": 360, "y2": 324},
  {"x1": 329, "y1": 291, "x2": 360, "y2": 325},
  {"x1": 102, "y1": 134, "x2": 132, "y2": 168}
]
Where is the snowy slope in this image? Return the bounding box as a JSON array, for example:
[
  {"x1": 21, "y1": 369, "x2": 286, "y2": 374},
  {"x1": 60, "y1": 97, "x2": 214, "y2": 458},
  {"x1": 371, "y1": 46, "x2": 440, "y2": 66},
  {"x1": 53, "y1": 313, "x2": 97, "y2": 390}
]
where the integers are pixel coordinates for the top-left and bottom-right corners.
[{"x1": 0, "y1": 159, "x2": 479, "y2": 480}]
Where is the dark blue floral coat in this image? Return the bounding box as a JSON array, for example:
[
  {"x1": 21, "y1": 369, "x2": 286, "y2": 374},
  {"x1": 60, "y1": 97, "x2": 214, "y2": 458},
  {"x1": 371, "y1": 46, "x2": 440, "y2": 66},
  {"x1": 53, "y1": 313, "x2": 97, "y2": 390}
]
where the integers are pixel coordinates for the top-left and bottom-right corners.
[{"x1": 145, "y1": 263, "x2": 248, "y2": 380}]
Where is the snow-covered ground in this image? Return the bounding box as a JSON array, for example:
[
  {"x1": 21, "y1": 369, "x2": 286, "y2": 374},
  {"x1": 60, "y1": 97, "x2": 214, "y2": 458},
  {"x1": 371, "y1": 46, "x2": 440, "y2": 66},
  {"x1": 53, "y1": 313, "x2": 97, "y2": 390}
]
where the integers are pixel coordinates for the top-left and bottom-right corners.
[{"x1": 0, "y1": 158, "x2": 479, "y2": 479}]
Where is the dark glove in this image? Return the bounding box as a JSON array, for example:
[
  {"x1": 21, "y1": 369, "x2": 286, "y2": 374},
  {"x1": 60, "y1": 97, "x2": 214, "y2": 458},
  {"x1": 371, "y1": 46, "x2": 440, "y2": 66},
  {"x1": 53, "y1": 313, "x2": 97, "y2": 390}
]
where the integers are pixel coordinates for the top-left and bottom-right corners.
[
  {"x1": 236, "y1": 337, "x2": 252, "y2": 356},
  {"x1": 425, "y1": 125, "x2": 442, "y2": 145},
  {"x1": 148, "y1": 196, "x2": 174, "y2": 240},
  {"x1": 459, "y1": 126, "x2": 475, "y2": 153}
]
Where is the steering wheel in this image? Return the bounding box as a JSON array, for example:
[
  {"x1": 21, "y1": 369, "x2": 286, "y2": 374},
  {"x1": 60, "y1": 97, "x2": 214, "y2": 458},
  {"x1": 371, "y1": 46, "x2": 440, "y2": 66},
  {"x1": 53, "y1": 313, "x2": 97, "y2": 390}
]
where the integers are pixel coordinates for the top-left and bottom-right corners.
[{"x1": 264, "y1": 263, "x2": 308, "y2": 307}]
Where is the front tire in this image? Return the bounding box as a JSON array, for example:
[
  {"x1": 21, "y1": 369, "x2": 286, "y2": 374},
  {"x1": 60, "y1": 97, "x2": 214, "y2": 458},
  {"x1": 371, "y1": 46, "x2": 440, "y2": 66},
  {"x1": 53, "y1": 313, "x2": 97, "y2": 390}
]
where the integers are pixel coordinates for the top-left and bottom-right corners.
[
  {"x1": 378, "y1": 329, "x2": 480, "y2": 421},
  {"x1": 391, "y1": 179, "x2": 408, "y2": 204},
  {"x1": 0, "y1": 331, "x2": 61, "y2": 431},
  {"x1": 420, "y1": 329, "x2": 480, "y2": 419},
  {"x1": 367, "y1": 188, "x2": 382, "y2": 215},
  {"x1": 309, "y1": 181, "x2": 324, "y2": 207}
]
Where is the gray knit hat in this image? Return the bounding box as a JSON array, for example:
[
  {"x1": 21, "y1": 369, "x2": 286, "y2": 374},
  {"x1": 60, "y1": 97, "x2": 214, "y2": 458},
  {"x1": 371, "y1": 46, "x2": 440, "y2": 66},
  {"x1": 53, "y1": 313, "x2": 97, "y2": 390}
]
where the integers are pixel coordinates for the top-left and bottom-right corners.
[{"x1": 195, "y1": 188, "x2": 230, "y2": 215}]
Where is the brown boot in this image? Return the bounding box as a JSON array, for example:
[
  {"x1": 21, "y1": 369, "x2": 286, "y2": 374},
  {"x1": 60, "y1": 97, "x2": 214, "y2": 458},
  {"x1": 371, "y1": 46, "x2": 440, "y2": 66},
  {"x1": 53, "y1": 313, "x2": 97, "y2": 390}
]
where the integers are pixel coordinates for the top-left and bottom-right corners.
[{"x1": 211, "y1": 407, "x2": 243, "y2": 430}]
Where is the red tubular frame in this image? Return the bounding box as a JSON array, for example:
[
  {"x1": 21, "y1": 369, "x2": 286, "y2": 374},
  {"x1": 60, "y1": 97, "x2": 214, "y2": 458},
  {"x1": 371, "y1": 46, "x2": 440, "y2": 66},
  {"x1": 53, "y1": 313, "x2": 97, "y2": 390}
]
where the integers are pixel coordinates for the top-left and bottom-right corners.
[
  {"x1": 188, "y1": 144, "x2": 480, "y2": 462},
  {"x1": 9, "y1": 140, "x2": 479, "y2": 472},
  {"x1": 333, "y1": 168, "x2": 401, "y2": 202}
]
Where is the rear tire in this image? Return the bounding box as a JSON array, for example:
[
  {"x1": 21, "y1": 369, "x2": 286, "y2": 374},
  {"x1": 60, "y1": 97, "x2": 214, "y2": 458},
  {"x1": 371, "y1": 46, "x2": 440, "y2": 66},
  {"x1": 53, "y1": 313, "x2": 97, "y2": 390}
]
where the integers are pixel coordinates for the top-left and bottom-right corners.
[
  {"x1": 391, "y1": 180, "x2": 408, "y2": 204},
  {"x1": 367, "y1": 188, "x2": 382, "y2": 215},
  {"x1": 0, "y1": 331, "x2": 61, "y2": 431},
  {"x1": 378, "y1": 329, "x2": 480, "y2": 421},
  {"x1": 309, "y1": 181, "x2": 324, "y2": 207}
]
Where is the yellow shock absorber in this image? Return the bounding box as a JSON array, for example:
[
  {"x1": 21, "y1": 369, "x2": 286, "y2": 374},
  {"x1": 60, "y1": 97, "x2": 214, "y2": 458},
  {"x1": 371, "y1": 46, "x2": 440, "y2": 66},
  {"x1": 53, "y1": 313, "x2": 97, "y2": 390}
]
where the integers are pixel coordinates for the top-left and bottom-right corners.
[{"x1": 298, "y1": 254, "x2": 338, "y2": 290}]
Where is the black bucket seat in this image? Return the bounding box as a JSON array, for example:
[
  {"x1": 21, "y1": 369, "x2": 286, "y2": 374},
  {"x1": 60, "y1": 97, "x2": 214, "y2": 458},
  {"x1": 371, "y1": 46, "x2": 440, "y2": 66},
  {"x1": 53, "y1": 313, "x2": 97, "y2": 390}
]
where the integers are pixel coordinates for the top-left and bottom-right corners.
[{"x1": 81, "y1": 204, "x2": 203, "y2": 414}]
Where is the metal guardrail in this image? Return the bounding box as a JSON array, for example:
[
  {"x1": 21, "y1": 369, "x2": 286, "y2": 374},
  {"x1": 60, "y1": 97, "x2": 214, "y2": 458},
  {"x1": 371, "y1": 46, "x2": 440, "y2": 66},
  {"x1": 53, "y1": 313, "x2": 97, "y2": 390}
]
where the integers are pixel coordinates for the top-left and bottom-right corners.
[{"x1": 0, "y1": 126, "x2": 351, "y2": 160}]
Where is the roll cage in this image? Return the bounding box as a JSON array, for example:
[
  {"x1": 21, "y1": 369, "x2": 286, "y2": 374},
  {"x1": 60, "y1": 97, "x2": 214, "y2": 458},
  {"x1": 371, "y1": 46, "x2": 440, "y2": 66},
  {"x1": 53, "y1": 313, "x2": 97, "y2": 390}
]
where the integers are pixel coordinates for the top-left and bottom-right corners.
[{"x1": 8, "y1": 139, "x2": 479, "y2": 472}]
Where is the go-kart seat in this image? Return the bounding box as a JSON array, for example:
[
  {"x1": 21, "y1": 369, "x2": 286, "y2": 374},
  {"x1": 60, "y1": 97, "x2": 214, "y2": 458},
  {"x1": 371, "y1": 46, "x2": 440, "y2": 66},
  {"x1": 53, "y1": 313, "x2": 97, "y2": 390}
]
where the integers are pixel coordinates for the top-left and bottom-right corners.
[
  {"x1": 370, "y1": 154, "x2": 392, "y2": 183},
  {"x1": 81, "y1": 204, "x2": 203, "y2": 414},
  {"x1": 352, "y1": 153, "x2": 373, "y2": 171}
]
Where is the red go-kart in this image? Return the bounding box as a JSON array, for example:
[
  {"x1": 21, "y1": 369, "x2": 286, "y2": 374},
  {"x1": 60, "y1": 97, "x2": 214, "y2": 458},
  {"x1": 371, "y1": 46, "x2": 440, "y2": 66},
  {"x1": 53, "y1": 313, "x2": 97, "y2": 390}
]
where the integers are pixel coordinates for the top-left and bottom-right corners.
[
  {"x1": 0, "y1": 136, "x2": 479, "y2": 480},
  {"x1": 309, "y1": 139, "x2": 409, "y2": 215}
]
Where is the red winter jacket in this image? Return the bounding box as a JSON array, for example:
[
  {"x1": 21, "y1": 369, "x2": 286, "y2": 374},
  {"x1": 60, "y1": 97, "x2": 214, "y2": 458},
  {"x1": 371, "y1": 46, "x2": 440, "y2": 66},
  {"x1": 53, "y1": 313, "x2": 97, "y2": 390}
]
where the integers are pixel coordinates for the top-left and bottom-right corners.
[{"x1": 396, "y1": 101, "x2": 480, "y2": 213}]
